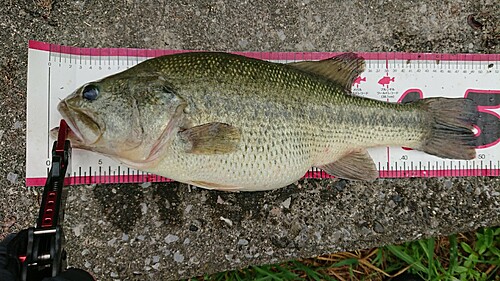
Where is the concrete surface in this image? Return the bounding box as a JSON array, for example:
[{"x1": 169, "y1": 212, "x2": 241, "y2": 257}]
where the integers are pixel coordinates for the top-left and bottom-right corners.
[{"x1": 1, "y1": 0, "x2": 499, "y2": 280}]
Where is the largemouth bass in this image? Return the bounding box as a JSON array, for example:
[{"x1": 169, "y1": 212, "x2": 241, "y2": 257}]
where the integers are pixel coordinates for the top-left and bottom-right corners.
[{"x1": 54, "y1": 52, "x2": 477, "y2": 191}]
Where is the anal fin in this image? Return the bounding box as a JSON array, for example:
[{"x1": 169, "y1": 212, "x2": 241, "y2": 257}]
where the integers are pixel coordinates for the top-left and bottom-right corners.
[{"x1": 318, "y1": 149, "x2": 378, "y2": 181}]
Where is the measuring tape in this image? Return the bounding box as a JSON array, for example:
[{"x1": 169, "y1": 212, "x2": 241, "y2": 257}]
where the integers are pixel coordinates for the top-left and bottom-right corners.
[{"x1": 26, "y1": 41, "x2": 500, "y2": 186}]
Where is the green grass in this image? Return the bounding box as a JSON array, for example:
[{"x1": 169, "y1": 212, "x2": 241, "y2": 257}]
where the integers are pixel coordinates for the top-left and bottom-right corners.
[
  {"x1": 190, "y1": 227, "x2": 499, "y2": 281},
  {"x1": 382, "y1": 227, "x2": 500, "y2": 280}
]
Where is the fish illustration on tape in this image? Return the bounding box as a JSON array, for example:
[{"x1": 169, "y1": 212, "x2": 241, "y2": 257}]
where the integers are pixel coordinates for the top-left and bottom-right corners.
[
  {"x1": 353, "y1": 76, "x2": 366, "y2": 87},
  {"x1": 378, "y1": 76, "x2": 395, "y2": 87}
]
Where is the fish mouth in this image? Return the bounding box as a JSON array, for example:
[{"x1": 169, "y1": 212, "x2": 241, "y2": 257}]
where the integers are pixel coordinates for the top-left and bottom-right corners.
[
  {"x1": 56, "y1": 101, "x2": 84, "y2": 142},
  {"x1": 53, "y1": 101, "x2": 102, "y2": 145}
]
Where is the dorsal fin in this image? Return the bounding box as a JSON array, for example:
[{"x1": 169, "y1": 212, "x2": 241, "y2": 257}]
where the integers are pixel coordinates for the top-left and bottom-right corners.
[{"x1": 288, "y1": 53, "x2": 365, "y2": 92}]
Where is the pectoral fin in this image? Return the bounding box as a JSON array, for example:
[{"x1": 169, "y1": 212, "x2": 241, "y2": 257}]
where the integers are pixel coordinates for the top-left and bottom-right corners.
[
  {"x1": 318, "y1": 149, "x2": 378, "y2": 181},
  {"x1": 288, "y1": 53, "x2": 365, "y2": 92},
  {"x1": 179, "y1": 122, "x2": 241, "y2": 154}
]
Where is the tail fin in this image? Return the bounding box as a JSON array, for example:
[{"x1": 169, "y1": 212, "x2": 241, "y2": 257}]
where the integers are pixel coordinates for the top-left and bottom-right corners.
[{"x1": 416, "y1": 98, "x2": 478, "y2": 159}]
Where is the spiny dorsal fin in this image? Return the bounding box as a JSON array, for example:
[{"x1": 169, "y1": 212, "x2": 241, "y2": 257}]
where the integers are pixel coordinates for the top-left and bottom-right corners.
[
  {"x1": 288, "y1": 53, "x2": 365, "y2": 92},
  {"x1": 179, "y1": 122, "x2": 241, "y2": 154},
  {"x1": 318, "y1": 149, "x2": 378, "y2": 181}
]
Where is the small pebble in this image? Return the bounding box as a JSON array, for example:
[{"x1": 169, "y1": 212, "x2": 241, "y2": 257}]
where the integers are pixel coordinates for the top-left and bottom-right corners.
[
  {"x1": 107, "y1": 257, "x2": 116, "y2": 262},
  {"x1": 189, "y1": 256, "x2": 200, "y2": 265},
  {"x1": 152, "y1": 263, "x2": 160, "y2": 270},
  {"x1": 165, "y1": 234, "x2": 179, "y2": 243},
  {"x1": 314, "y1": 231, "x2": 322, "y2": 241},
  {"x1": 173, "y1": 251, "x2": 184, "y2": 263},
  {"x1": 281, "y1": 197, "x2": 291, "y2": 209},
  {"x1": 373, "y1": 221, "x2": 385, "y2": 233},
  {"x1": 238, "y1": 39, "x2": 248, "y2": 48},
  {"x1": 220, "y1": 216, "x2": 233, "y2": 226},
  {"x1": 81, "y1": 249, "x2": 90, "y2": 256},
  {"x1": 388, "y1": 200, "x2": 397, "y2": 208},
  {"x1": 84, "y1": 261, "x2": 91, "y2": 268},
  {"x1": 276, "y1": 30, "x2": 286, "y2": 41},
  {"x1": 217, "y1": 196, "x2": 225, "y2": 204},
  {"x1": 444, "y1": 180, "x2": 452, "y2": 188},
  {"x1": 419, "y1": 3, "x2": 427, "y2": 13},
  {"x1": 335, "y1": 180, "x2": 347, "y2": 191},
  {"x1": 12, "y1": 121, "x2": 22, "y2": 130},
  {"x1": 6, "y1": 172, "x2": 18, "y2": 184},
  {"x1": 122, "y1": 233, "x2": 129, "y2": 241},
  {"x1": 189, "y1": 224, "x2": 199, "y2": 231},
  {"x1": 0, "y1": 130, "x2": 4, "y2": 141},
  {"x1": 183, "y1": 238, "x2": 190, "y2": 245},
  {"x1": 270, "y1": 207, "x2": 281, "y2": 216},
  {"x1": 391, "y1": 194, "x2": 402, "y2": 203},
  {"x1": 184, "y1": 204, "x2": 193, "y2": 214},
  {"x1": 474, "y1": 188, "x2": 482, "y2": 196},
  {"x1": 140, "y1": 203, "x2": 148, "y2": 215},
  {"x1": 73, "y1": 224, "x2": 83, "y2": 237},
  {"x1": 110, "y1": 272, "x2": 118, "y2": 278},
  {"x1": 107, "y1": 238, "x2": 117, "y2": 246},
  {"x1": 141, "y1": 182, "x2": 152, "y2": 188},
  {"x1": 152, "y1": 256, "x2": 160, "y2": 263},
  {"x1": 136, "y1": 235, "x2": 145, "y2": 241},
  {"x1": 237, "y1": 239, "x2": 249, "y2": 246}
]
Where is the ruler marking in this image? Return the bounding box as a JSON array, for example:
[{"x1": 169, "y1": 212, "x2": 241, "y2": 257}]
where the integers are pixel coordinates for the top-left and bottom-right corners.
[
  {"x1": 387, "y1": 147, "x2": 390, "y2": 169},
  {"x1": 46, "y1": 67, "x2": 51, "y2": 160}
]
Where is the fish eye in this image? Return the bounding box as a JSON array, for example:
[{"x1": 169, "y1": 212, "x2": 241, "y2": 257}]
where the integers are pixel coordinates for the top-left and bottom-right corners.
[{"x1": 82, "y1": 84, "x2": 99, "y2": 101}]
